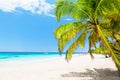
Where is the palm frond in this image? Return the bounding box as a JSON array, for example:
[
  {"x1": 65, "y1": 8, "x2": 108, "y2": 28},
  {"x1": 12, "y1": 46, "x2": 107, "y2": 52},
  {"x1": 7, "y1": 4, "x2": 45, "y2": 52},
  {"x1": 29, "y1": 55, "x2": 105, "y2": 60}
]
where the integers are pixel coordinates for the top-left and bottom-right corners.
[
  {"x1": 88, "y1": 30, "x2": 100, "y2": 59},
  {"x1": 58, "y1": 23, "x2": 87, "y2": 52},
  {"x1": 66, "y1": 28, "x2": 88, "y2": 60},
  {"x1": 78, "y1": 28, "x2": 88, "y2": 48},
  {"x1": 90, "y1": 46, "x2": 108, "y2": 55},
  {"x1": 55, "y1": 0, "x2": 90, "y2": 21},
  {"x1": 54, "y1": 22, "x2": 81, "y2": 39},
  {"x1": 114, "y1": 33, "x2": 120, "y2": 40}
]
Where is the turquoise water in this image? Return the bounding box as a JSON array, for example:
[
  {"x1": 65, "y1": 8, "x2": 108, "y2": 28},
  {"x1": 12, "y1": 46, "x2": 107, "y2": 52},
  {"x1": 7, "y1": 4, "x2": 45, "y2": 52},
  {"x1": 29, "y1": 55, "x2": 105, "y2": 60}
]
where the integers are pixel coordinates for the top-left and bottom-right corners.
[
  {"x1": 0, "y1": 52, "x2": 60, "y2": 61},
  {"x1": 0, "y1": 52, "x2": 87, "y2": 61}
]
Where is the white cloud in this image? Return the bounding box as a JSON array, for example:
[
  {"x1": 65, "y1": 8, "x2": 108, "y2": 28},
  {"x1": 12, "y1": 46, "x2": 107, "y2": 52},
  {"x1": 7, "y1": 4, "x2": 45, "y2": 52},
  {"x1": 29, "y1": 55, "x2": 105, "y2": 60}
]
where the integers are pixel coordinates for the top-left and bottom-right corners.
[
  {"x1": 0, "y1": 0, "x2": 54, "y2": 16},
  {"x1": 65, "y1": 18, "x2": 73, "y2": 21}
]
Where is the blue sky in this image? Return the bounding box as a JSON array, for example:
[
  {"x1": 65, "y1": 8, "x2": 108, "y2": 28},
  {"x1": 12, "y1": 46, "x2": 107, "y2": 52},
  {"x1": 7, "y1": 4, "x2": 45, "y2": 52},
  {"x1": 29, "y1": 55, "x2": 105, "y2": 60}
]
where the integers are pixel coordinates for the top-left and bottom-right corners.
[{"x1": 0, "y1": 0, "x2": 88, "y2": 52}]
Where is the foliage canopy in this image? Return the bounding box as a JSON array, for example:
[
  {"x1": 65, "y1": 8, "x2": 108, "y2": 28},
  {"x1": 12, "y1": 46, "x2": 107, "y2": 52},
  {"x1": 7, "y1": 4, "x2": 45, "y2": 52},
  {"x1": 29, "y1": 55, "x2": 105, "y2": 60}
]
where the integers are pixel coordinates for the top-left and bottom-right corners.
[{"x1": 54, "y1": 0, "x2": 120, "y2": 70}]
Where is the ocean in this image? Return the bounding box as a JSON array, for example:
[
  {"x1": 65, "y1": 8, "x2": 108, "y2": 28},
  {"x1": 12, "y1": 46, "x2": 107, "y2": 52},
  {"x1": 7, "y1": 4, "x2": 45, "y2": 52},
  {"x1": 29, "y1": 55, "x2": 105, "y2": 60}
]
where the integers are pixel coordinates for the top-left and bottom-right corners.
[
  {"x1": 0, "y1": 52, "x2": 87, "y2": 61},
  {"x1": 0, "y1": 52, "x2": 60, "y2": 61}
]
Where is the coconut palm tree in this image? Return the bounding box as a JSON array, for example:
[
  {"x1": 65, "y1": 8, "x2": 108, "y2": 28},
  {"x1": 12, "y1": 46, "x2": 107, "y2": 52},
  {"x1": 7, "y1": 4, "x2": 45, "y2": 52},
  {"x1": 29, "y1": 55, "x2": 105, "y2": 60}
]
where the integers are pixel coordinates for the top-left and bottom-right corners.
[{"x1": 54, "y1": 0, "x2": 120, "y2": 72}]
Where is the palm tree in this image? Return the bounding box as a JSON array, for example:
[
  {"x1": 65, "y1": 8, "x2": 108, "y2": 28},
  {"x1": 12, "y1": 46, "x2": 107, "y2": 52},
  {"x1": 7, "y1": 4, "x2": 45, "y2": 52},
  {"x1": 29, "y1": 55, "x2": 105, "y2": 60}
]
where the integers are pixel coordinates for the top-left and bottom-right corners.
[{"x1": 54, "y1": 0, "x2": 120, "y2": 72}]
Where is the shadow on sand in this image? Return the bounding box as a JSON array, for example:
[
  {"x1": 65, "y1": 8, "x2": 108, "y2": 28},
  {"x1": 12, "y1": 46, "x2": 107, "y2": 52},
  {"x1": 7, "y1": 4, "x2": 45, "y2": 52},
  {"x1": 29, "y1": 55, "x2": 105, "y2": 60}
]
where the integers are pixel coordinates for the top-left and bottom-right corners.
[{"x1": 61, "y1": 68, "x2": 120, "y2": 80}]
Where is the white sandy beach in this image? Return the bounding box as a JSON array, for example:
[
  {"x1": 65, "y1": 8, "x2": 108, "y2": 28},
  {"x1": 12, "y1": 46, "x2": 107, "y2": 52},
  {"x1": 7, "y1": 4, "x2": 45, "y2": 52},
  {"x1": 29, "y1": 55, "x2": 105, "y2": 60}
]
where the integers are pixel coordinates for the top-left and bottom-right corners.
[{"x1": 0, "y1": 54, "x2": 119, "y2": 80}]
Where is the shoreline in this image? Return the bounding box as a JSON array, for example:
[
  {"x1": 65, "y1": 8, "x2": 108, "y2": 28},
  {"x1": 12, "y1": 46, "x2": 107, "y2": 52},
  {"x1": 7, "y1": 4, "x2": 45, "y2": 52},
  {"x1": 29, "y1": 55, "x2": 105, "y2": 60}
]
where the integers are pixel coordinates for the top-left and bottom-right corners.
[{"x1": 0, "y1": 54, "x2": 119, "y2": 80}]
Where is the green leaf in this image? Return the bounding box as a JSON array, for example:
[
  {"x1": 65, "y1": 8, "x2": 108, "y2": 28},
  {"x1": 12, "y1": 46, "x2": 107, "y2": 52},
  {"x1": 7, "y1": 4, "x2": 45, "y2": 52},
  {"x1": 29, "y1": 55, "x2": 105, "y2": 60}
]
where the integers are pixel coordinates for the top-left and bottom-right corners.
[
  {"x1": 54, "y1": 22, "x2": 81, "y2": 39},
  {"x1": 58, "y1": 23, "x2": 85, "y2": 52},
  {"x1": 66, "y1": 29, "x2": 88, "y2": 60}
]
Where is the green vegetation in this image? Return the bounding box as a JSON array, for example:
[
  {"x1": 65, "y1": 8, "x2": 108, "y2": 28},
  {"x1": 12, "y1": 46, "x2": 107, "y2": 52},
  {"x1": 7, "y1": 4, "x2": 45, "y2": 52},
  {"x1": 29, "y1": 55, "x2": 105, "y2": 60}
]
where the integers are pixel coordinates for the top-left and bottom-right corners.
[{"x1": 54, "y1": 0, "x2": 120, "y2": 73}]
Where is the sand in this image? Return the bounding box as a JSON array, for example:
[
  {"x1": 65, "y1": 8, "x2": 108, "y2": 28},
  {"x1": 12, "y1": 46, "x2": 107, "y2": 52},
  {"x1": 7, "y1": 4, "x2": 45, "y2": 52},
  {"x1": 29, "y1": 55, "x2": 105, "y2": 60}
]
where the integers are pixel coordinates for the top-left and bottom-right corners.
[{"x1": 0, "y1": 54, "x2": 119, "y2": 80}]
